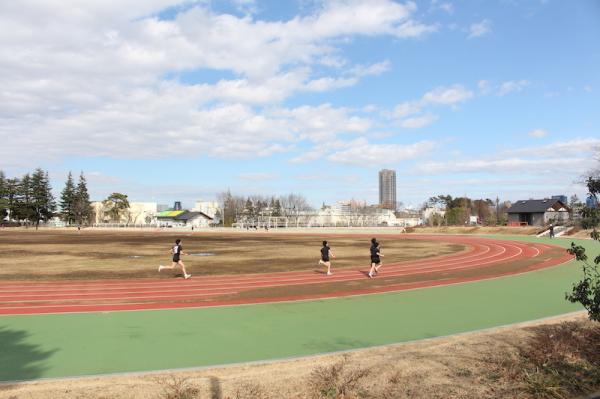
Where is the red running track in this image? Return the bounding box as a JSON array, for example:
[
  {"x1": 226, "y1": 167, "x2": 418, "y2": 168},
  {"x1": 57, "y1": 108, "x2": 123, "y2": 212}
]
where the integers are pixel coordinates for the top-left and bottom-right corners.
[{"x1": 0, "y1": 235, "x2": 572, "y2": 315}]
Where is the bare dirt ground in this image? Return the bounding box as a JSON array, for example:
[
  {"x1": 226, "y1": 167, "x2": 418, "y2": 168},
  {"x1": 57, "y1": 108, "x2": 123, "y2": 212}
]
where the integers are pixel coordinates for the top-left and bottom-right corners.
[
  {"x1": 2, "y1": 312, "x2": 597, "y2": 399},
  {"x1": 408, "y1": 226, "x2": 540, "y2": 235},
  {"x1": 0, "y1": 230, "x2": 463, "y2": 280}
]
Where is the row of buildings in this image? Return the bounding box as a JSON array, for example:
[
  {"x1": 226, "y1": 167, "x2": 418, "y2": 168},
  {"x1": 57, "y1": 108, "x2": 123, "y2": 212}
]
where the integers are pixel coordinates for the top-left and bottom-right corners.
[
  {"x1": 86, "y1": 168, "x2": 595, "y2": 229},
  {"x1": 88, "y1": 196, "x2": 592, "y2": 229}
]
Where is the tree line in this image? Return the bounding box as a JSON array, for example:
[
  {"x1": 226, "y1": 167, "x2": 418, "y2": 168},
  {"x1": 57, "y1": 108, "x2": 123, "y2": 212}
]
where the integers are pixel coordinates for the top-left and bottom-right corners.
[
  {"x1": 0, "y1": 169, "x2": 92, "y2": 228},
  {"x1": 217, "y1": 191, "x2": 313, "y2": 227}
]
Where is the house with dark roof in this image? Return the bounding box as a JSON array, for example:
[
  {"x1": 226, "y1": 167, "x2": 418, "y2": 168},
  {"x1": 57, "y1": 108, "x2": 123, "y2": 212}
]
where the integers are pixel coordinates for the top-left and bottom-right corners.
[
  {"x1": 156, "y1": 210, "x2": 213, "y2": 228},
  {"x1": 506, "y1": 199, "x2": 570, "y2": 226}
]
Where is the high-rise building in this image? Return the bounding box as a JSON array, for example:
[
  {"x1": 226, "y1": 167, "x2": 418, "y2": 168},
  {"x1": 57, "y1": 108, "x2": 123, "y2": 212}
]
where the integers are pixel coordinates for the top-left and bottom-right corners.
[{"x1": 379, "y1": 169, "x2": 397, "y2": 210}]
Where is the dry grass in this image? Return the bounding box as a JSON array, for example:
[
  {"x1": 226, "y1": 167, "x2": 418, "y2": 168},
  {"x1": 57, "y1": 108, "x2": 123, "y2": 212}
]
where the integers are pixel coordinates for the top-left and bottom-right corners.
[{"x1": 0, "y1": 229, "x2": 462, "y2": 280}]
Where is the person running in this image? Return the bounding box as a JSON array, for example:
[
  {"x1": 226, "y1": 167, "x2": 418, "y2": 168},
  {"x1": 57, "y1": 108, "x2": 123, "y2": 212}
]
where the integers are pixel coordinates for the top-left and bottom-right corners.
[
  {"x1": 158, "y1": 238, "x2": 191, "y2": 279},
  {"x1": 318, "y1": 240, "x2": 335, "y2": 276},
  {"x1": 368, "y1": 238, "x2": 384, "y2": 278}
]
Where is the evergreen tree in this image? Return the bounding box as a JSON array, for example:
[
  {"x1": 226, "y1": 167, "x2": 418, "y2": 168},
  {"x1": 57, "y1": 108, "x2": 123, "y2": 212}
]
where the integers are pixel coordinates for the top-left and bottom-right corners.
[
  {"x1": 74, "y1": 172, "x2": 92, "y2": 225},
  {"x1": 272, "y1": 199, "x2": 282, "y2": 217},
  {"x1": 14, "y1": 173, "x2": 34, "y2": 223},
  {"x1": 5, "y1": 178, "x2": 20, "y2": 222},
  {"x1": 30, "y1": 168, "x2": 55, "y2": 229},
  {"x1": 60, "y1": 171, "x2": 76, "y2": 225},
  {"x1": 0, "y1": 171, "x2": 7, "y2": 220}
]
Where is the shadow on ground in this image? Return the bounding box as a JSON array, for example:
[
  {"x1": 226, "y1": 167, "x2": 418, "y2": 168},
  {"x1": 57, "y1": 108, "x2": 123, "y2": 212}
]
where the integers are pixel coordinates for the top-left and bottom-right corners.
[{"x1": 0, "y1": 326, "x2": 57, "y2": 385}]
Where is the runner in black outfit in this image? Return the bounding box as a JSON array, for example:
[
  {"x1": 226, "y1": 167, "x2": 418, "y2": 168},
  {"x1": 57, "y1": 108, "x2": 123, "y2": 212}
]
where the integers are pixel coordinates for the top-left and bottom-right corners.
[
  {"x1": 158, "y1": 238, "x2": 191, "y2": 279},
  {"x1": 368, "y1": 238, "x2": 384, "y2": 278},
  {"x1": 318, "y1": 240, "x2": 335, "y2": 276}
]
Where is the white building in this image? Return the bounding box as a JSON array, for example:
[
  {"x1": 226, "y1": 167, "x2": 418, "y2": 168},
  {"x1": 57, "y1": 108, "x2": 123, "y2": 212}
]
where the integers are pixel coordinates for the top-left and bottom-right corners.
[
  {"x1": 192, "y1": 200, "x2": 220, "y2": 219},
  {"x1": 91, "y1": 201, "x2": 158, "y2": 224}
]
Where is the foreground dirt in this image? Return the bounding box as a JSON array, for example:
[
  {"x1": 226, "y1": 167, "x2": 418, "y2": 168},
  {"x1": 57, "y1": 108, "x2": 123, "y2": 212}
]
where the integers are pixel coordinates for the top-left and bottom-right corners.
[{"x1": 2, "y1": 313, "x2": 596, "y2": 399}]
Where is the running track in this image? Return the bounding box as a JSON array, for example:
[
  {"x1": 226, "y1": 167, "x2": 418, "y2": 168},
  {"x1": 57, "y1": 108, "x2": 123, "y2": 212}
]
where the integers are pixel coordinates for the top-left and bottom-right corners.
[{"x1": 0, "y1": 235, "x2": 572, "y2": 315}]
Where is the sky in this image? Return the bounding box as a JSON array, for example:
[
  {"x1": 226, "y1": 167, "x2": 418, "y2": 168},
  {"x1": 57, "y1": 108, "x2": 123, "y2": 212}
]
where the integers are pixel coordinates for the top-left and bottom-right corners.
[{"x1": 1, "y1": 0, "x2": 599, "y2": 209}]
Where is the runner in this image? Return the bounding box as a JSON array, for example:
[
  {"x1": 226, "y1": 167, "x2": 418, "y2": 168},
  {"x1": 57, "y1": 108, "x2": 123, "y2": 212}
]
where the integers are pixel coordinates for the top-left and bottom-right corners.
[
  {"x1": 158, "y1": 238, "x2": 191, "y2": 279},
  {"x1": 368, "y1": 238, "x2": 384, "y2": 278},
  {"x1": 318, "y1": 240, "x2": 335, "y2": 276}
]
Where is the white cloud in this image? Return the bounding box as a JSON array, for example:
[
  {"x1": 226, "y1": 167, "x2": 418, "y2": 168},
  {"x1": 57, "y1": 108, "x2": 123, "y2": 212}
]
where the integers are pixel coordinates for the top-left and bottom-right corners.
[
  {"x1": 422, "y1": 84, "x2": 474, "y2": 105},
  {"x1": 0, "y1": 1, "x2": 435, "y2": 165},
  {"x1": 468, "y1": 19, "x2": 491, "y2": 38},
  {"x1": 418, "y1": 157, "x2": 589, "y2": 175},
  {"x1": 478, "y1": 79, "x2": 491, "y2": 95},
  {"x1": 238, "y1": 172, "x2": 279, "y2": 181},
  {"x1": 583, "y1": 85, "x2": 593, "y2": 93},
  {"x1": 528, "y1": 128, "x2": 548, "y2": 138},
  {"x1": 416, "y1": 138, "x2": 600, "y2": 175},
  {"x1": 511, "y1": 138, "x2": 600, "y2": 157},
  {"x1": 497, "y1": 80, "x2": 530, "y2": 96},
  {"x1": 391, "y1": 84, "x2": 473, "y2": 128},
  {"x1": 393, "y1": 101, "x2": 422, "y2": 119},
  {"x1": 439, "y1": 3, "x2": 454, "y2": 13},
  {"x1": 399, "y1": 113, "x2": 438, "y2": 128},
  {"x1": 327, "y1": 138, "x2": 437, "y2": 165},
  {"x1": 270, "y1": 104, "x2": 371, "y2": 142}
]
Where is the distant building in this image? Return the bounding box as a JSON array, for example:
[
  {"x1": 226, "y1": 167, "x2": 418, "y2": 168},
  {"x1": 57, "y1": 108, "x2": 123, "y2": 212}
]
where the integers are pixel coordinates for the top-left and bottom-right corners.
[
  {"x1": 157, "y1": 204, "x2": 169, "y2": 212},
  {"x1": 552, "y1": 195, "x2": 568, "y2": 204},
  {"x1": 192, "y1": 200, "x2": 220, "y2": 218},
  {"x1": 91, "y1": 202, "x2": 158, "y2": 224},
  {"x1": 586, "y1": 195, "x2": 598, "y2": 209},
  {"x1": 156, "y1": 210, "x2": 213, "y2": 228},
  {"x1": 173, "y1": 201, "x2": 182, "y2": 211},
  {"x1": 395, "y1": 211, "x2": 422, "y2": 227},
  {"x1": 379, "y1": 169, "x2": 397, "y2": 210},
  {"x1": 506, "y1": 199, "x2": 570, "y2": 226}
]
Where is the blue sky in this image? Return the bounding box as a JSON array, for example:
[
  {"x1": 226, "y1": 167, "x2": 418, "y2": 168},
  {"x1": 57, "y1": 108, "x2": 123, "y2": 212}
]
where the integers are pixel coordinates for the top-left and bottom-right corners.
[{"x1": 1, "y1": 0, "x2": 599, "y2": 208}]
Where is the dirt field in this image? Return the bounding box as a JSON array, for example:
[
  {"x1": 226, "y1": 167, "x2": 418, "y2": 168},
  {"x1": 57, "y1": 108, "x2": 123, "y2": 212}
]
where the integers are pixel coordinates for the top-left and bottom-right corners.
[
  {"x1": 2, "y1": 313, "x2": 596, "y2": 399},
  {"x1": 0, "y1": 229, "x2": 463, "y2": 280}
]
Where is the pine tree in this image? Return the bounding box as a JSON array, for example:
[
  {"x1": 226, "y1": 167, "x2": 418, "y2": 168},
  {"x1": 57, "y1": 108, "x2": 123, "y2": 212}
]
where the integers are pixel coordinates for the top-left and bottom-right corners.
[
  {"x1": 5, "y1": 177, "x2": 20, "y2": 222},
  {"x1": 0, "y1": 170, "x2": 7, "y2": 220},
  {"x1": 14, "y1": 173, "x2": 34, "y2": 223},
  {"x1": 60, "y1": 172, "x2": 76, "y2": 225},
  {"x1": 102, "y1": 192, "x2": 129, "y2": 223},
  {"x1": 30, "y1": 168, "x2": 56, "y2": 229},
  {"x1": 74, "y1": 172, "x2": 92, "y2": 225}
]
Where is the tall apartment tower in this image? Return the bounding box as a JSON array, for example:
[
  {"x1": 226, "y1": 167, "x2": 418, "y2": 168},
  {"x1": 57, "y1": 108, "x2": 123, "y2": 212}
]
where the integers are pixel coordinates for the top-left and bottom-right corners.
[{"x1": 379, "y1": 169, "x2": 397, "y2": 210}]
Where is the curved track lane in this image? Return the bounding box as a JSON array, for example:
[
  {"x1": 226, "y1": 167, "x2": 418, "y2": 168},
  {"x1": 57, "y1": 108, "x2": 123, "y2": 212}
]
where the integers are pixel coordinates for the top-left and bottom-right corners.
[{"x1": 0, "y1": 235, "x2": 572, "y2": 315}]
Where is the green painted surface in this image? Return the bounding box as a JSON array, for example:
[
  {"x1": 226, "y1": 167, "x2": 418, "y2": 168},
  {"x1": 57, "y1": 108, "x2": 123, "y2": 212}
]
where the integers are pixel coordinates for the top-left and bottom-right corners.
[{"x1": 0, "y1": 236, "x2": 593, "y2": 381}]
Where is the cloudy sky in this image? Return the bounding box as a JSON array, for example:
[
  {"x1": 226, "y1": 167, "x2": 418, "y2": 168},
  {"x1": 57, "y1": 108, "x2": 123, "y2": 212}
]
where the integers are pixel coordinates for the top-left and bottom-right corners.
[{"x1": 1, "y1": 0, "x2": 599, "y2": 208}]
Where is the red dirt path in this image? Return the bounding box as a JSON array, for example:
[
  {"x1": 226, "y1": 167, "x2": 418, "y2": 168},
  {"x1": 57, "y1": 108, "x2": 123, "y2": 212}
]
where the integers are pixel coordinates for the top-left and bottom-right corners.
[{"x1": 0, "y1": 235, "x2": 572, "y2": 315}]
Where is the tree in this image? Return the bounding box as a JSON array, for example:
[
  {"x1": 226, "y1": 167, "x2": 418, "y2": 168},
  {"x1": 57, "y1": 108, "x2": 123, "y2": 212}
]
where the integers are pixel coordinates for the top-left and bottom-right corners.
[
  {"x1": 5, "y1": 178, "x2": 20, "y2": 222},
  {"x1": 272, "y1": 199, "x2": 282, "y2": 217},
  {"x1": 102, "y1": 193, "x2": 130, "y2": 223},
  {"x1": 566, "y1": 175, "x2": 600, "y2": 321},
  {"x1": 29, "y1": 169, "x2": 56, "y2": 229},
  {"x1": 13, "y1": 173, "x2": 34, "y2": 223},
  {"x1": 60, "y1": 172, "x2": 76, "y2": 225},
  {"x1": 73, "y1": 172, "x2": 92, "y2": 225},
  {"x1": 0, "y1": 171, "x2": 7, "y2": 220}
]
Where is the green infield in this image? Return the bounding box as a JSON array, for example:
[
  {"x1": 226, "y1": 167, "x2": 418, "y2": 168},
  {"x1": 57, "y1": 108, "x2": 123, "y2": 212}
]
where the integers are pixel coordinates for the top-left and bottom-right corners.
[{"x1": 0, "y1": 235, "x2": 589, "y2": 382}]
